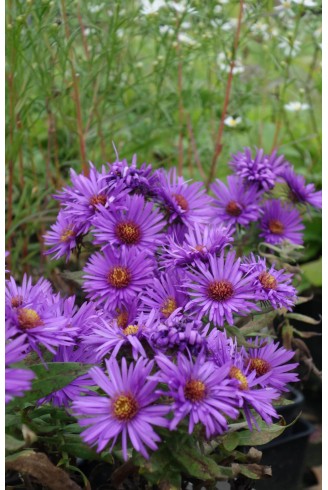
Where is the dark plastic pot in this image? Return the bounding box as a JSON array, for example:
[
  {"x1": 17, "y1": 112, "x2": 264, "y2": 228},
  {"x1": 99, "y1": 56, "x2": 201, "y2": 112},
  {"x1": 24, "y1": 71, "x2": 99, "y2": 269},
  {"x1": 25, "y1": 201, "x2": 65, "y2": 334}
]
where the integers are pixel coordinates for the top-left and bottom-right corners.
[
  {"x1": 276, "y1": 385, "x2": 304, "y2": 438},
  {"x1": 254, "y1": 418, "x2": 314, "y2": 490}
]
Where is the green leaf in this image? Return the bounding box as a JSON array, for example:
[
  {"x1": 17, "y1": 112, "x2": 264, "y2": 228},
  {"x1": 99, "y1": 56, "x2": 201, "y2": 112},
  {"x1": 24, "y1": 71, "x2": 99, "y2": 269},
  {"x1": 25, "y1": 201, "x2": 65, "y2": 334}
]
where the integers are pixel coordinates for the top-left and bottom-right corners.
[
  {"x1": 286, "y1": 313, "x2": 321, "y2": 325},
  {"x1": 237, "y1": 415, "x2": 300, "y2": 447},
  {"x1": 301, "y1": 257, "x2": 322, "y2": 287},
  {"x1": 7, "y1": 362, "x2": 92, "y2": 408},
  {"x1": 5, "y1": 434, "x2": 26, "y2": 453},
  {"x1": 222, "y1": 431, "x2": 239, "y2": 452},
  {"x1": 171, "y1": 446, "x2": 233, "y2": 480}
]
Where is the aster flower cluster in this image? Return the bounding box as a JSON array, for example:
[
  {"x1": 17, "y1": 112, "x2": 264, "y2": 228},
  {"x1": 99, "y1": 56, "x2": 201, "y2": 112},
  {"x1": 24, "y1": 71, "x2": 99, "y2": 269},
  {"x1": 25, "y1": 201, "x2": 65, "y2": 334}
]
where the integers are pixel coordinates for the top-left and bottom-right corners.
[{"x1": 6, "y1": 149, "x2": 321, "y2": 467}]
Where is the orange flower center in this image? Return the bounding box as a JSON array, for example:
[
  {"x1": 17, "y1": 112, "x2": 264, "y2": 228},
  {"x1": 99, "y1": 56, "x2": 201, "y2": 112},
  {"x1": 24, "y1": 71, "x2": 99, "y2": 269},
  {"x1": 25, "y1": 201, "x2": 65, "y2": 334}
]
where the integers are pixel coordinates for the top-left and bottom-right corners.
[
  {"x1": 194, "y1": 244, "x2": 205, "y2": 252},
  {"x1": 60, "y1": 229, "x2": 75, "y2": 242},
  {"x1": 229, "y1": 366, "x2": 248, "y2": 390},
  {"x1": 226, "y1": 200, "x2": 242, "y2": 217},
  {"x1": 113, "y1": 394, "x2": 138, "y2": 421},
  {"x1": 18, "y1": 308, "x2": 43, "y2": 330},
  {"x1": 160, "y1": 297, "x2": 177, "y2": 318},
  {"x1": 268, "y1": 219, "x2": 284, "y2": 235},
  {"x1": 249, "y1": 357, "x2": 271, "y2": 377},
  {"x1": 122, "y1": 324, "x2": 139, "y2": 336},
  {"x1": 108, "y1": 267, "x2": 131, "y2": 289},
  {"x1": 207, "y1": 280, "x2": 234, "y2": 301},
  {"x1": 258, "y1": 271, "x2": 277, "y2": 290},
  {"x1": 116, "y1": 309, "x2": 129, "y2": 329},
  {"x1": 11, "y1": 295, "x2": 23, "y2": 308},
  {"x1": 172, "y1": 193, "x2": 189, "y2": 211},
  {"x1": 89, "y1": 194, "x2": 107, "y2": 208},
  {"x1": 184, "y1": 379, "x2": 206, "y2": 402},
  {"x1": 115, "y1": 221, "x2": 141, "y2": 245}
]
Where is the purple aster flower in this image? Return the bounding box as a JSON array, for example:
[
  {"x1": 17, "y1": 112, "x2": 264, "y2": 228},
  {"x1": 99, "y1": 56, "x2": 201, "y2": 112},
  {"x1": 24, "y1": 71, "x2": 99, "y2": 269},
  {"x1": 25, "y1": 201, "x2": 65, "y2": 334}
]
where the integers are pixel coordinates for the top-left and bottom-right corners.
[
  {"x1": 6, "y1": 274, "x2": 52, "y2": 310},
  {"x1": 5, "y1": 326, "x2": 35, "y2": 404},
  {"x1": 240, "y1": 254, "x2": 297, "y2": 310},
  {"x1": 184, "y1": 251, "x2": 259, "y2": 327},
  {"x1": 82, "y1": 246, "x2": 155, "y2": 312},
  {"x1": 141, "y1": 271, "x2": 188, "y2": 319},
  {"x1": 154, "y1": 351, "x2": 239, "y2": 438},
  {"x1": 38, "y1": 346, "x2": 95, "y2": 407},
  {"x1": 260, "y1": 199, "x2": 304, "y2": 245},
  {"x1": 81, "y1": 310, "x2": 159, "y2": 361},
  {"x1": 156, "y1": 168, "x2": 213, "y2": 227},
  {"x1": 54, "y1": 163, "x2": 128, "y2": 233},
  {"x1": 6, "y1": 277, "x2": 76, "y2": 356},
  {"x1": 161, "y1": 223, "x2": 234, "y2": 270},
  {"x1": 210, "y1": 176, "x2": 262, "y2": 227},
  {"x1": 229, "y1": 148, "x2": 288, "y2": 192},
  {"x1": 92, "y1": 194, "x2": 165, "y2": 252},
  {"x1": 43, "y1": 211, "x2": 85, "y2": 262},
  {"x1": 280, "y1": 166, "x2": 322, "y2": 209},
  {"x1": 72, "y1": 357, "x2": 170, "y2": 460},
  {"x1": 209, "y1": 336, "x2": 280, "y2": 429},
  {"x1": 243, "y1": 338, "x2": 299, "y2": 392}
]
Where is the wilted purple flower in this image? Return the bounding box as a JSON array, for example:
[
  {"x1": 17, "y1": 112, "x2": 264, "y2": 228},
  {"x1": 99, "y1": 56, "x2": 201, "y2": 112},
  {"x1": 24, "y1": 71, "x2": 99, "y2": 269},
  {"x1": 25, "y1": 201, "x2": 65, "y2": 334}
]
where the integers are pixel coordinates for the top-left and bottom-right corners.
[
  {"x1": 155, "y1": 351, "x2": 239, "y2": 438},
  {"x1": 92, "y1": 194, "x2": 165, "y2": 252},
  {"x1": 244, "y1": 338, "x2": 299, "y2": 392},
  {"x1": 260, "y1": 199, "x2": 304, "y2": 245},
  {"x1": 83, "y1": 246, "x2": 154, "y2": 312},
  {"x1": 44, "y1": 211, "x2": 85, "y2": 262},
  {"x1": 156, "y1": 168, "x2": 213, "y2": 227},
  {"x1": 162, "y1": 223, "x2": 234, "y2": 270},
  {"x1": 38, "y1": 346, "x2": 95, "y2": 407},
  {"x1": 230, "y1": 148, "x2": 288, "y2": 192},
  {"x1": 107, "y1": 155, "x2": 160, "y2": 197},
  {"x1": 141, "y1": 271, "x2": 188, "y2": 319},
  {"x1": 184, "y1": 251, "x2": 259, "y2": 327},
  {"x1": 149, "y1": 311, "x2": 208, "y2": 354},
  {"x1": 241, "y1": 253, "x2": 297, "y2": 309},
  {"x1": 280, "y1": 166, "x2": 322, "y2": 209},
  {"x1": 73, "y1": 357, "x2": 170, "y2": 460},
  {"x1": 210, "y1": 176, "x2": 262, "y2": 227}
]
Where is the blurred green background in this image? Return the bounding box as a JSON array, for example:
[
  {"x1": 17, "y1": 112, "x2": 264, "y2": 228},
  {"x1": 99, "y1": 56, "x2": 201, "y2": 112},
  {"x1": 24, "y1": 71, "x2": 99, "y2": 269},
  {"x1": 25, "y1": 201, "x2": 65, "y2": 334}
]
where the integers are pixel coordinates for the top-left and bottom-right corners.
[{"x1": 5, "y1": 0, "x2": 322, "y2": 280}]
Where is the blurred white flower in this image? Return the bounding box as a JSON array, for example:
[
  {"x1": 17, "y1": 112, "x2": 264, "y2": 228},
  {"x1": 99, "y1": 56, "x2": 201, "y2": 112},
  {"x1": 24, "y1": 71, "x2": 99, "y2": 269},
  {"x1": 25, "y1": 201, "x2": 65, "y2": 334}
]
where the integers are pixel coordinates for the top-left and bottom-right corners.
[
  {"x1": 274, "y1": 0, "x2": 294, "y2": 17},
  {"x1": 181, "y1": 21, "x2": 191, "y2": 30},
  {"x1": 278, "y1": 38, "x2": 301, "y2": 57},
  {"x1": 217, "y1": 52, "x2": 245, "y2": 75},
  {"x1": 178, "y1": 32, "x2": 196, "y2": 45},
  {"x1": 213, "y1": 5, "x2": 222, "y2": 14},
  {"x1": 88, "y1": 3, "x2": 105, "y2": 13},
  {"x1": 284, "y1": 101, "x2": 310, "y2": 111},
  {"x1": 224, "y1": 116, "x2": 242, "y2": 127},
  {"x1": 168, "y1": 1, "x2": 197, "y2": 14},
  {"x1": 84, "y1": 27, "x2": 97, "y2": 36},
  {"x1": 292, "y1": 0, "x2": 317, "y2": 6},
  {"x1": 159, "y1": 25, "x2": 174, "y2": 35},
  {"x1": 140, "y1": 0, "x2": 166, "y2": 15},
  {"x1": 221, "y1": 18, "x2": 238, "y2": 31}
]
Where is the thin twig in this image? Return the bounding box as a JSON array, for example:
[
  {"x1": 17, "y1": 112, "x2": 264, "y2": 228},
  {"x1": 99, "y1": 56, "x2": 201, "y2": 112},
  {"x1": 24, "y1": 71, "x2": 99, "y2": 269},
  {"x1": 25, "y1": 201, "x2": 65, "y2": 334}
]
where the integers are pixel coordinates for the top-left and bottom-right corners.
[
  {"x1": 177, "y1": 33, "x2": 184, "y2": 176},
  {"x1": 206, "y1": 0, "x2": 244, "y2": 187}
]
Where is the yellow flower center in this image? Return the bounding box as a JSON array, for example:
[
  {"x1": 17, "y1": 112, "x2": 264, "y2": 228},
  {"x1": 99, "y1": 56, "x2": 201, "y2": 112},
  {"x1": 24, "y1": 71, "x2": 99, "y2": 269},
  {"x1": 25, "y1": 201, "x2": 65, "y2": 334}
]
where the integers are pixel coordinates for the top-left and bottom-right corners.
[
  {"x1": 60, "y1": 229, "x2": 75, "y2": 242},
  {"x1": 229, "y1": 366, "x2": 248, "y2": 390},
  {"x1": 115, "y1": 221, "x2": 141, "y2": 245},
  {"x1": 89, "y1": 194, "x2": 107, "y2": 208},
  {"x1": 184, "y1": 379, "x2": 206, "y2": 402},
  {"x1": 258, "y1": 271, "x2": 277, "y2": 290},
  {"x1": 160, "y1": 297, "x2": 177, "y2": 318},
  {"x1": 207, "y1": 280, "x2": 234, "y2": 302},
  {"x1": 116, "y1": 309, "x2": 129, "y2": 329},
  {"x1": 108, "y1": 267, "x2": 131, "y2": 289},
  {"x1": 18, "y1": 308, "x2": 43, "y2": 330},
  {"x1": 172, "y1": 193, "x2": 189, "y2": 211},
  {"x1": 249, "y1": 357, "x2": 271, "y2": 376},
  {"x1": 226, "y1": 200, "x2": 242, "y2": 217},
  {"x1": 122, "y1": 324, "x2": 139, "y2": 336},
  {"x1": 268, "y1": 219, "x2": 284, "y2": 235},
  {"x1": 113, "y1": 394, "x2": 138, "y2": 421}
]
